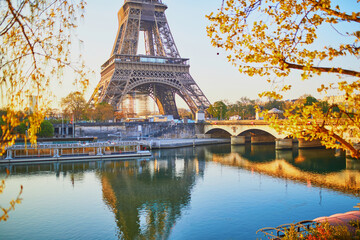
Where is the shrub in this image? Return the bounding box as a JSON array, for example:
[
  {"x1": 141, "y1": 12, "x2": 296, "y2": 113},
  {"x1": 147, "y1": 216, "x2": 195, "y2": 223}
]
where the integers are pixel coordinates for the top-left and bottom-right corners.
[
  {"x1": 282, "y1": 222, "x2": 352, "y2": 240},
  {"x1": 37, "y1": 120, "x2": 54, "y2": 138}
]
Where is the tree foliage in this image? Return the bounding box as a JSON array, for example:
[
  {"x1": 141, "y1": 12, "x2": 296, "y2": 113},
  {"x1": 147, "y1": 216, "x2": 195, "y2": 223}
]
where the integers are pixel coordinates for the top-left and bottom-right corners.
[
  {"x1": 178, "y1": 108, "x2": 193, "y2": 120},
  {"x1": 61, "y1": 91, "x2": 87, "y2": 121},
  {"x1": 208, "y1": 101, "x2": 228, "y2": 120},
  {"x1": 16, "y1": 121, "x2": 28, "y2": 135},
  {"x1": 227, "y1": 97, "x2": 256, "y2": 119},
  {"x1": 38, "y1": 120, "x2": 54, "y2": 138},
  {"x1": 89, "y1": 102, "x2": 115, "y2": 122},
  {"x1": 264, "y1": 99, "x2": 285, "y2": 111},
  {"x1": 304, "y1": 96, "x2": 318, "y2": 106},
  {"x1": 0, "y1": 0, "x2": 88, "y2": 156},
  {"x1": 207, "y1": 0, "x2": 360, "y2": 158}
]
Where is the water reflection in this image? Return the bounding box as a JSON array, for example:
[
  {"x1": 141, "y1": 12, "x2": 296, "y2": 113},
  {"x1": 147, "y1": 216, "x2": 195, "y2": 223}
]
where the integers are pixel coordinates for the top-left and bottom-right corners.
[
  {"x1": 100, "y1": 149, "x2": 204, "y2": 239},
  {"x1": 0, "y1": 150, "x2": 205, "y2": 240},
  {"x1": 1, "y1": 144, "x2": 359, "y2": 239},
  {"x1": 1, "y1": 145, "x2": 358, "y2": 200},
  {"x1": 206, "y1": 144, "x2": 360, "y2": 196},
  {"x1": 229, "y1": 144, "x2": 347, "y2": 173}
]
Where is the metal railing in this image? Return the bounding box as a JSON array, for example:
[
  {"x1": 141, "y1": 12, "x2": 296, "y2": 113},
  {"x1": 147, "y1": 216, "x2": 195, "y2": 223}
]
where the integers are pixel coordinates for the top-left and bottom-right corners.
[
  {"x1": 256, "y1": 220, "x2": 318, "y2": 239},
  {"x1": 2, "y1": 141, "x2": 149, "y2": 160},
  {"x1": 6, "y1": 141, "x2": 144, "y2": 150},
  {"x1": 101, "y1": 54, "x2": 189, "y2": 69},
  {"x1": 124, "y1": 0, "x2": 164, "y2": 4}
]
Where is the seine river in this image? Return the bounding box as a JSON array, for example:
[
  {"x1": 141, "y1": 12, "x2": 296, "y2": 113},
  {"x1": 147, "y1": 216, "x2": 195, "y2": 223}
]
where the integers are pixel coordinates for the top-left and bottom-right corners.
[{"x1": 0, "y1": 144, "x2": 359, "y2": 239}]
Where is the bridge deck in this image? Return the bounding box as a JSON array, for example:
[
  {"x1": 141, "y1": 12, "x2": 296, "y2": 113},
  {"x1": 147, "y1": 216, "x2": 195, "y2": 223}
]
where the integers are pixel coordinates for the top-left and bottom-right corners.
[{"x1": 206, "y1": 120, "x2": 269, "y2": 125}]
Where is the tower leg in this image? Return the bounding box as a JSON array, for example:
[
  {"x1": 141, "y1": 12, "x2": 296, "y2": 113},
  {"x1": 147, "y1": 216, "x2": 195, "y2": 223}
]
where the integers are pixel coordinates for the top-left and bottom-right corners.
[{"x1": 153, "y1": 85, "x2": 179, "y2": 119}]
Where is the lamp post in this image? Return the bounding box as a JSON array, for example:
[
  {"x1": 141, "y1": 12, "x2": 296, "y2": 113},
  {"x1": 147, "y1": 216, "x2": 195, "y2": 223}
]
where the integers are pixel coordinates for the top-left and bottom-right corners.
[
  {"x1": 220, "y1": 106, "x2": 223, "y2": 120},
  {"x1": 61, "y1": 114, "x2": 64, "y2": 137},
  {"x1": 72, "y1": 114, "x2": 75, "y2": 138}
]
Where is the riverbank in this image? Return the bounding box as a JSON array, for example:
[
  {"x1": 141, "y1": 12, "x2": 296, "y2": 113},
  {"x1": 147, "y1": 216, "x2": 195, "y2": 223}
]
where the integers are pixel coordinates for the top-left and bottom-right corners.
[{"x1": 144, "y1": 138, "x2": 230, "y2": 149}]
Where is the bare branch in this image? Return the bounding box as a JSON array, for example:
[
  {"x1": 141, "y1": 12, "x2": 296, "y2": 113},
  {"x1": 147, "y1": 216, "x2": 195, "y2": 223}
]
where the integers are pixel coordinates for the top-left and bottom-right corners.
[
  {"x1": 0, "y1": 0, "x2": 27, "y2": 36},
  {"x1": 284, "y1": 61, "x2": 360, "y2": 77},
  {"x1": 309, "y1": 0, "x2": 360, "y2": 24},
  {"x1": 6, "y1": 0, "x2": 37, "y2": 69}
]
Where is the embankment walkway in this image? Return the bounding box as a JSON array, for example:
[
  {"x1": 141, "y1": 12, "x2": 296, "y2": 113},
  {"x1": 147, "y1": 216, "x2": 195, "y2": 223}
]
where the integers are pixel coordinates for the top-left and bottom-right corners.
[{"x1": 145, "y1": 138, "x2": 230, "y2": 149}]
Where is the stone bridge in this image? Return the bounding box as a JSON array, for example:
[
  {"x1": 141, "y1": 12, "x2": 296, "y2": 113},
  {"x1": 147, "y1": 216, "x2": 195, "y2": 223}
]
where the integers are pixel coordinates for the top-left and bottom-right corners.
[
  {"x1": 204, "y1": 120, "x2": 286, "y2": 138},
  {"x1": 203, "y1": 120, "x2": 359, "y2": 152},
  {"x1": 203, "y1": 120, "x2": 310, "y2": 149}
]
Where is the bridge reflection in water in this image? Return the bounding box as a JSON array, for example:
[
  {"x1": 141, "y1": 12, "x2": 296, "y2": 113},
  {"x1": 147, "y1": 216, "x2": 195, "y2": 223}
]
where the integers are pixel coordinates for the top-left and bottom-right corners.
[{"x1": 206, "y1": 144, "x2": 360, "y2": 196}]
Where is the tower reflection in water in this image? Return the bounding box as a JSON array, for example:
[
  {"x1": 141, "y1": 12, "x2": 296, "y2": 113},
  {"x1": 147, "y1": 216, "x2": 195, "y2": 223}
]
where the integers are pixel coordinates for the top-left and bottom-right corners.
[{"x1": 99, "y1": 147, "x2": 205, "y2": 240}]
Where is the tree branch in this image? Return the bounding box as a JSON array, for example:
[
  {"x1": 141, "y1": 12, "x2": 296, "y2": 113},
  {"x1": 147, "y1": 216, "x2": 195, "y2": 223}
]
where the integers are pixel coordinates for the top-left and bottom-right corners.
[
  {"x1": 283, "y1": 61, "x2": 360, "y2": 77},
  {"x1": 0, "y1": 53, "x2": 32, "y2": 70},
  {"x1": 309, "y1": 1, "x2": 360, "y2": 24},
  {"x1": 6, "y1": 0, "x2": 37, "y2": 69},
  {"x1": 0, "y1": 0, "x2": 27, "y2": 37},
  {"x1": 317, "y1": 125, "x2": 360, "y2": 159}
]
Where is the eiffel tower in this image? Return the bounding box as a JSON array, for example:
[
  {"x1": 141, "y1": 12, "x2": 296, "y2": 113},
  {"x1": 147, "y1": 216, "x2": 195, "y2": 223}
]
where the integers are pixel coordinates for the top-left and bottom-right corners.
[{"x1": 90, "y1": 0, "x2": 210, "y2": 119}]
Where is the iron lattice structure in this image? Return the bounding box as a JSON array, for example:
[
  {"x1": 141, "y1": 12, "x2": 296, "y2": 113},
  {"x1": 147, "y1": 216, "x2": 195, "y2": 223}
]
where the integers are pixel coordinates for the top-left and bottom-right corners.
[{"x1": 90, "y1": 0, "x2": 210, "y2": 119}]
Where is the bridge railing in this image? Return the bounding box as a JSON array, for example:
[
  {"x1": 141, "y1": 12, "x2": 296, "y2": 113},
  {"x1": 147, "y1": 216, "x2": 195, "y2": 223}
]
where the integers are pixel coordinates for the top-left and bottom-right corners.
[{"x1": 206, "y1": 120, "x2": 270, "y2": 125}]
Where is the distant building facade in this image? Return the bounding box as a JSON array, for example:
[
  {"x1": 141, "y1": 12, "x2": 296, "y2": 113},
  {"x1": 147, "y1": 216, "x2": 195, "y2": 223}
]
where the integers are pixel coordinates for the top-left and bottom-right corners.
[{"x1": 322, "y1": 95, "x2": 347, "y2": 105}]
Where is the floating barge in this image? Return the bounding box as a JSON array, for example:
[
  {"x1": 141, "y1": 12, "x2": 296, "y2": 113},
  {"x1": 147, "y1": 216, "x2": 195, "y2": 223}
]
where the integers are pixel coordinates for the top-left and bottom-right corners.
[{"x1": 1, "y1": 141, "x2": 151, "y2": 164}]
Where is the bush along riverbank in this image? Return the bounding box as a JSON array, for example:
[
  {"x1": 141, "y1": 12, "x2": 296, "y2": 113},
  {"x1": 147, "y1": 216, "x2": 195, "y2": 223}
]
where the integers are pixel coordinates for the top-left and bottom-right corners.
[{"x1": 282, "y1": 220, "x2": 360, "y2": 240}]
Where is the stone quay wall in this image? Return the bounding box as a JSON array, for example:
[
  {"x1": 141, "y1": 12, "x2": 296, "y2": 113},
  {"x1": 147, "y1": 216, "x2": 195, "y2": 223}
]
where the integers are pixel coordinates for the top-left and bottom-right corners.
[{"x1": 75, "y1": 122, "x2": 203, "y2": 140}]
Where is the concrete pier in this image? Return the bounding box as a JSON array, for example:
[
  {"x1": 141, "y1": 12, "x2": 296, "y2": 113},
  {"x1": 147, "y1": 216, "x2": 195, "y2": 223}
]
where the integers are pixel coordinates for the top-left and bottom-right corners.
[
  {"x1": 251, "y1": 135, "x2": 275, "y2": 144},
  {"x1": 276, "y1": 150, "x2": 294, "y2": 161},
  {"x1": 231, "y1": 136, "x2": 246, "y2": 145},
  {"x1": 275, "y1": 139, "x2": 293, "y2": 150},
  {"x1": 298, "y1": 138, "x2": 323, "y2": 149}
]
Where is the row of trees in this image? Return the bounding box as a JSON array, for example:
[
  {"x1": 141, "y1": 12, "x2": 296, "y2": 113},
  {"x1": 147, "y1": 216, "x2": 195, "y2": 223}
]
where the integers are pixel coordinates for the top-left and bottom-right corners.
[
  {"x1": 58, "y1": 92, "x2": 339, "y2": 123},
  {"x1": 207, "y1": 96, "x2": 330, "y2": 120},
  {"x1": 60, "y1": 92, "x2": 197, "y2": 121},
  {"x1": 60, "y1": 92, "x2": 115, "y2": 122}
]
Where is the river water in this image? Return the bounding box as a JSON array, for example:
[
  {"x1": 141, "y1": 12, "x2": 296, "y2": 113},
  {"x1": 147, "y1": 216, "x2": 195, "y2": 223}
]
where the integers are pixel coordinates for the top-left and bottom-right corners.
[{"x1": 0, "y1": 144, "x2": 359, "y2": 240}]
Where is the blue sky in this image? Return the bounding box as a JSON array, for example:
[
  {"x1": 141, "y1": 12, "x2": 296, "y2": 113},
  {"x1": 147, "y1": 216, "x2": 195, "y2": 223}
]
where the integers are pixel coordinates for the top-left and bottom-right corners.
[{"x1": 60, "y1": 0, "x2": 359, "y2": 108}]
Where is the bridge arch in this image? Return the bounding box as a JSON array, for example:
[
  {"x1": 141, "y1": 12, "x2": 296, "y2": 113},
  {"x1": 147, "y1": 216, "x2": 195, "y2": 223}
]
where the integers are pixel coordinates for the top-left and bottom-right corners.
[
  {"x1": 205, "y1": 128, "x2": 232, "y2": 138},
  {"x1": 237, "y1": 129, "x2": 276, "y2": 138},
  {"x1": 204, "y1": 123, "x2": 287, "y2": 139}
]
